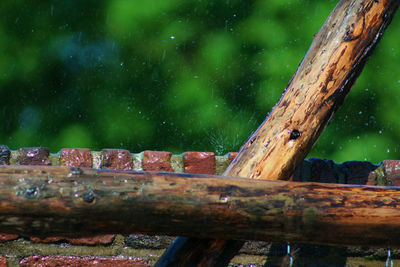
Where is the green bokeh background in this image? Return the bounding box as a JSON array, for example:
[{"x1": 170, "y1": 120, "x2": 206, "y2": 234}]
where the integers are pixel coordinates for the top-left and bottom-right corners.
[{"x1": 1, "y1": 0, "x2": 399, "y2": 163}]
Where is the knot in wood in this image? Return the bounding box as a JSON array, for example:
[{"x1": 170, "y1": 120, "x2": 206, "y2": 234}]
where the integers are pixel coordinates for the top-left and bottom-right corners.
[{"x1": 289, "y1": 130, "x2": 301, "y2": 140}]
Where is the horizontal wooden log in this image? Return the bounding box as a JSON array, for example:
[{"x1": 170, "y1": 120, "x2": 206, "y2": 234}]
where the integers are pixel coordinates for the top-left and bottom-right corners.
[
  {"x1": 158, "y1": 1, "x2": 400, "y2": 264},
  {"x1": 1, "y1": 165, "x2": 400, "y2": 248}
]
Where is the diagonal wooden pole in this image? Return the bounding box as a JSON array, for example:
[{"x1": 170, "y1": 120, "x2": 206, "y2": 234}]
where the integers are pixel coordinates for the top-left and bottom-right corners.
[{"x1": 156, "y1": 0, "x2": 400, "y2": 266}]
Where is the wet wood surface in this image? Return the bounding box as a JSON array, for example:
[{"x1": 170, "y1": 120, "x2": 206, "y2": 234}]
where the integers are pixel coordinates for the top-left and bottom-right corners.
[
  {"x1": 157, "y1": 0, "x2": 400, "y2": 265},
  {"x1": 1, "y1": 165, "x2": 400, "y2": 248},
  {"x1": 227, "y1": 0, "x2": 399, "y2": 182}
]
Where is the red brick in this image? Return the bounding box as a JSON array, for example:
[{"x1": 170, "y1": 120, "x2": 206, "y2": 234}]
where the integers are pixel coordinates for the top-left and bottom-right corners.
[
  {"x1": 30, "y1": 236, "x2": 63, "y2": 243},
  {"x1": 0, "y1": 256, "x2": 7, "y2": 267},
  {"x1": 61, "y1": 148, "x2": 92, "y2": 168},
  {"x1": 68, "y1": 235, "x2": 115, "y2": 245},
  {"x1": 184, "y1": 152, "x2": 215, "y2": 174},
  {"x1": 366, "y1": 171, "x2": 378, "y2": 185},
  {"x1": 20, "y1": 256, "x2": 150, "y2": 267},
  {"x1": 34, "y1": 149, "x2": 121, "y2": 246},
  {"x1": 383, "y1": 160, "x2": 400, "y2": 186},
  {"x1": 17, "y1": 147, "x2": 51, "y2": 165},
  {"x1": 101, "y1": 149, "x2": 132, "y2": 170},
  {"x1": 143, "y1": 150, "x2": 173, "y2": 172},
  {"x1": 0, "y1": 233, "x2": 18, "y2": 242},
  {"x1": 228, "y1": 152, "x2": 238, "y2": 163},
  {"x1": 30, "y1": 235, "x2": 115, "y2": 245}
]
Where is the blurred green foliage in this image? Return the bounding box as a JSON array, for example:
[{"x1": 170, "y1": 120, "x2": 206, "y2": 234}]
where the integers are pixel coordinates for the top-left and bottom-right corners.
[{"x1": 1, "y1": 0, "x2": 399, "y2": 163}]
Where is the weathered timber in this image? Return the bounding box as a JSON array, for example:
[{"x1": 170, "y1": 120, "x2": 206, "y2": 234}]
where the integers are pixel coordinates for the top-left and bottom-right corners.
[
  {"x1": 157, "y1": 0, "x2": 400, "y2": 266},
  {"x1": 2, "y1": 165, "x2": 400, "y2": 248},
  {"x1": 227, "y1": 0, "x2": 399, "y2": 181}
]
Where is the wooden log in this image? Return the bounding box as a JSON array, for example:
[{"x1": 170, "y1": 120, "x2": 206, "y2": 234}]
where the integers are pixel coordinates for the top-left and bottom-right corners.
[
  {"x1": 157, "y1": 0, "x2": 400, "y2": 265},
  {"x1": 228, "y1": 0, "x2": 399, "y2": 181},
  {"x1": 1, "y1": 165, "x2": 400, "y2": 248}
]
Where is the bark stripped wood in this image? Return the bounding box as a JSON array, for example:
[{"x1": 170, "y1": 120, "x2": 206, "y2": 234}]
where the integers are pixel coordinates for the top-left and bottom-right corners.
[
  {"x1": 2, "y1": 165, "x2": 400, "y2": 248},
  {"x1": 228, "y1": 0, "x2": 399, "y2": 181},
  {"x1": 156, "y1": 0, "x2": 400, "y2": 266}
]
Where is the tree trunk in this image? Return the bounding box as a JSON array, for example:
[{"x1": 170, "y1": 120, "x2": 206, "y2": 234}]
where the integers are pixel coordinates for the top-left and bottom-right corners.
[
  {"x1": 156, "y1": 0, "x2": 400, "y2": 266},
  {"x1": 1, "y1": 165, "x2": 400, "y2": 248}
]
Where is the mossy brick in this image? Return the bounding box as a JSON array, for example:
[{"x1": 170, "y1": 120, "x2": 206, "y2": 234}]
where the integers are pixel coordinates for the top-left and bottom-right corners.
[
  {"x1": 132, "y1": 152, "x2": 143, "y2": 171},
  {"x1": 125, "y1": 234, "x2": 174, "y2": 249},
  {"x1": 92, "y1": 151, "x2": 102, "y2": 169},
  {"x1": 215, "y1": 155, "x2": 229, "y2": 175},
  {"x1": 142, "y1": 150, "x2": 173, "y2": 172},
  {"x1": 20, "y1": 256, "x2": 150, "y2": 267},
  {"x1": 49, "y1": 153, "x2": 61, "y2": 166},
  {"x1": 373, "y1": 165, "x2": 387, "y2": 186},
  {"x1": 61, "y1": 148, "x2": 92, "y2": 168},
  {"x1": 101, "y1": 149, "x2": 133, "y2": 170},
  {"x1": 184, "y1": 152, "x2": 215, "y2": 174},
  {"x1": 0, "y1": 145, "x2": 10, "y2": 165},
  {"x1": 17, "y1": 147, "x2": 51, "y2": 165},
  {"x1": 9, "y1": 151, "x2": 19, "y2": 165},
  {"x1": 170, "y1": 154, "x2": 184, "y2": 173}
]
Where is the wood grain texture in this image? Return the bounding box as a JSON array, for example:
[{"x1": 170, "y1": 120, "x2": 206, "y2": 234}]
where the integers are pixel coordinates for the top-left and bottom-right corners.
[
  {"x1": 156, "y1": 0, "x2": 400, "y2": 265},
  {"x1": 226, "y1": 0, "x2": 399, "y2": 181},
  {"x1": 1, "y1": 165, "x2": 400, "y2": 248}
]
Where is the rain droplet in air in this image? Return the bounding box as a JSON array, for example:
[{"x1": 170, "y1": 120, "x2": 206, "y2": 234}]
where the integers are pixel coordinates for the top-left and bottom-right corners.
[
  {"x1": 386, "y1": 248, "x2": 393, "y2": 267},
  {"x1": 219, "y1": 195, "x2": 229, "y2": 203},
  {"x1": 287, "y1": 243, "x2": 294, "y2": 267}
]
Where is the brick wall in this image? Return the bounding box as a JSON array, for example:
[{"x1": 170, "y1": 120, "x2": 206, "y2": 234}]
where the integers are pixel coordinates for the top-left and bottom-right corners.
[{"x1": 0, "y1": 145, "x2": 399, "y2": 266}]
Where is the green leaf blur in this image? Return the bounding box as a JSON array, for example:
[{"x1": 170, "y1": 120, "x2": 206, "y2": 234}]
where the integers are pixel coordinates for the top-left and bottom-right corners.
[{"x1": 1, "y1": 0, "x2": 399, "y2": 164}]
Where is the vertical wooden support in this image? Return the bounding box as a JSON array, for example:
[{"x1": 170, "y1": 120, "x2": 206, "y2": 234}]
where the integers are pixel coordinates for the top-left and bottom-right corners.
[{"x1": 156, "y1": 0, "x2": 399, "y2": 266}]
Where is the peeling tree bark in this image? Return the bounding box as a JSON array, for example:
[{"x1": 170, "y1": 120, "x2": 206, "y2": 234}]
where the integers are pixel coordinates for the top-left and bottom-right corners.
[
  {"x1": 1, "y1": 165, "x2": 400, "y2": 248},
  {"x1": 156, "y1": 0, "x2": 400, "y2": 266}
]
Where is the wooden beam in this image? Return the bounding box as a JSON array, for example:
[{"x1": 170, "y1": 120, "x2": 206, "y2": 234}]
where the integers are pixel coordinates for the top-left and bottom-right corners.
[
  {"x1": 228, "y1": 0, "x2": 399, "y2": 181},
  {"x1": 157, "y1": 0, "x2": 400, "y2": 265},
  {"x1": 1, "y1": 165, "x2": 400, "y2": 248}
]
